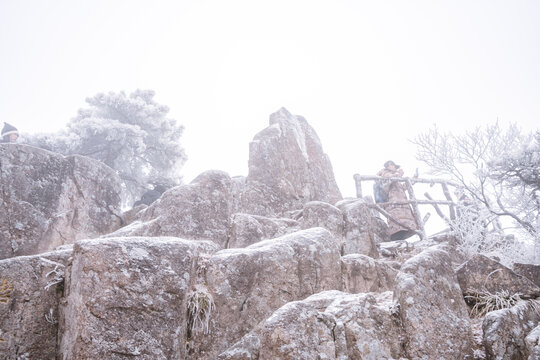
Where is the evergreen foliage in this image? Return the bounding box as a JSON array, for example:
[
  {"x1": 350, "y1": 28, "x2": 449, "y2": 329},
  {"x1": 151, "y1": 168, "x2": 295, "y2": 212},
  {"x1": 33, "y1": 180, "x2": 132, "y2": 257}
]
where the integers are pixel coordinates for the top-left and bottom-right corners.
[{"x1": 26, "y1": 90, "x2": 186, "y2": 206}]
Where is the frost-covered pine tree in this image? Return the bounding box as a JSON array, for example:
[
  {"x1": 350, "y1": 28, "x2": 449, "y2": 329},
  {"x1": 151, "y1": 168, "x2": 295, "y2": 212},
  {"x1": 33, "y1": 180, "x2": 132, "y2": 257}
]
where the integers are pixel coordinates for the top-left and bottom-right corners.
[{"x1": 26, "y1": 90, "x2": 186, "y2": 206}]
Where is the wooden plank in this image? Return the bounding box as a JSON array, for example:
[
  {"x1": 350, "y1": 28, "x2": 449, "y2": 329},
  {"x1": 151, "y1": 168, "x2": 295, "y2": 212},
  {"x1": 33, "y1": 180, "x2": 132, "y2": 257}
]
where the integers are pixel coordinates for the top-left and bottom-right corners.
[
  {"x1": 405, "y1": 178, "x2": 426, "y2": 240},
  {"x1": 353, "y1": 174, "x2": 363, "y2": 198},
  {"x1": 353, "y1": 174, "x2": 459, "y2": 187},
  {"x1": 424, "y1": 192, "x2": 451, "y2": 223},
  {"x1": 441, "y1": 183, "x2": 456, "y2": 220}
]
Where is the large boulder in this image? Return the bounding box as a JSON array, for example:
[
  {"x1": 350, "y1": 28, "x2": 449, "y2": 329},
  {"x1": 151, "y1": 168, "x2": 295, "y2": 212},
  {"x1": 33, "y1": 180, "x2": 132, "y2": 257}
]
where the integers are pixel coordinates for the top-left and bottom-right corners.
[
  {"x1": 59, "y1": 237, "x2": 219, "y2": 360},
  {"x1": 394, "y1": 246, "x2": 474, "y2": 359},
  {"x1": 0, "y1": 247, "x2": 72, "y2": 359},
  {"x1": 525, "y1": 325, "x2": 540, "y2": 360},
  {"x1": 189, "y1": 228, "x2": 342, "y2": 359},
  {"x1": 107, "y1": 170, "x2": 234, "y2": 248},
  {"x1": 341, "y1": 254, "x2": 397, "y2": 293},
  {"x1": 300, "y1": 201, "x2": 344, "y2": 239},
  {"x1": 456, "y1": 254, "x2": 540, "y2": 299},
  {"x1": 483, "y1": 300, "x2": 540, "y2": 360},
  {"x1": 228, "y1": 213, "x2": 300, "y2": 248},
  {"x1": 240, "y1": 108, "x2": 342, "y2": 217},
  {"x1": 219, "y1": 290, "x2": 405, "y2": 360},
  {"x1": 0, "y1": 144, "x2": 122, "y2": 259},
  {"x1": 513, "y1": 262, "x2": 540, "y2": 288},
  {"x1": 336, "y1": 199, "x2": 380, "y2": 258}
]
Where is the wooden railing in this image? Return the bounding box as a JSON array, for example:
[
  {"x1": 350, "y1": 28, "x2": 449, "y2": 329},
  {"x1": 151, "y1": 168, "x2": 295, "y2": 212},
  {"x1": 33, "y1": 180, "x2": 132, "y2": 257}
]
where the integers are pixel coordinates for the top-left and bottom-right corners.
[{"x1": 353, "y1": 174, "x2": 461, "y2": 240}]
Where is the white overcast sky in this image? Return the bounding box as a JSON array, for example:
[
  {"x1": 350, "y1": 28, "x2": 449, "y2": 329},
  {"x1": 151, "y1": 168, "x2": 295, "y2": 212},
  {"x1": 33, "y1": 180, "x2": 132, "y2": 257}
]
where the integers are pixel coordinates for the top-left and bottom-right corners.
[{"x1": 1, "y1": 0, "x2": 539, "y2": 199}]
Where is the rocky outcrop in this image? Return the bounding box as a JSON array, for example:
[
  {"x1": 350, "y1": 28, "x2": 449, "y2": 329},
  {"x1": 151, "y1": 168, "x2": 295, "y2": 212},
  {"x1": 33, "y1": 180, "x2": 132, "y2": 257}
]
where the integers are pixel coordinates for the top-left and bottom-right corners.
[
  {"x1": 240, "y1": 108, "x2": 342, "y2": 217},
  {"x1": 525, "y1": 325, "x2": 540, "y2": 360},
  {"x1": 300, "y1": 201, "x2": 344, "y2": 239},
  {"x1": 337, "y1": 199, "x2": 380, "y2": 258},
  {"x1": 341, "y1": 254, "x2": 397, "y2": 293},
  {"x1": 106, "y1": 171, "x2": 234, "y2": 248},
  {"x1": 0, "y1": 144, "x2": 122, "y2": 260},
  {"x1": 190, "y1": 228, "x2": 342, "y2": 359},
  {"x1": 456, "y1": 254, "x2": 540, "y2": 298},
  {"x1": 228, "y1": 213, "x2": 300, "y2": 248},
  {"x1": 514, "y1": 263, "x2": 540, "y2": 288},
  {"x1": 395, "y1": 246, "x2": 474, "y2": 359},
  {"x1": 483, "y1": 300, "x2": 540, "y2": 360},
  {"x1": 59, "y1": 236, "x2": 219, "y2": 359},
  {"x1": 0, "y1": 247, "x2": 72, "y2": 359},
  {"x1": 220, "y1": 290, "x2": 405, "y2": 360}
]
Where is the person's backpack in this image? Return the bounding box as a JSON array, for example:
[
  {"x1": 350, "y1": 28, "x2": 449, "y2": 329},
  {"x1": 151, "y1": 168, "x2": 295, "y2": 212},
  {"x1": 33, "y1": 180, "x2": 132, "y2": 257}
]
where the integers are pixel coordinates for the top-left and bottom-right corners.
[{"x1": 373, "y1": 180, "x2": 389, "y2": 203}]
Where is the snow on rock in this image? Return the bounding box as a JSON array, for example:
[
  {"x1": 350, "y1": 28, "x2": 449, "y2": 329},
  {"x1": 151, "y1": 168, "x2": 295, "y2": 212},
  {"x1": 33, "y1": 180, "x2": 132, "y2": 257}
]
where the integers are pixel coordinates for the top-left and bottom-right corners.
[
  {"x1": 336, "y1": 198, "x2": 381, "y2": 258},
  {"x1": 341, "y1": 253, "x2": 397, "y2": 293},
  {"x1": 228, "y1": 213, "x2": 300, "y2": 248},
  {"x1": 189, "y1": 228, "x2": 342, "y2": 359},
  {"x1": 456, "y1": 254, "x2": 540, "y2": 298},
  {"x1": 219, "y1": 290, "x2": 405, "y2": 360},
  {"x1": 514, "y1": 262, "x2": 540, "y2": 288},
  {"x1": 394, "y1": 246, "x2": 474, "y2": 359},
  {"x1": 483, "y1": 300, "x2": 540, "y2": 360},
  {"x1": 300, "y1": 201, "x2": 344, "y2": 239},
  {"x1": 525, "y1": 325, "x2": 540, "y2": 360},
  {"x1": 105, "y1": 170, "x2": 234, "y2": 248},
  {"x1": 59, "y1": 236, "x2": 219, "y2": 360},
  {"x1": 239, "y1": 108, "x2": 342, "y2": 217},
  {"x1": 0, "y1": 144, "x2": 122, "y2": 260},
  {"x1": 0, "y1": 247, "x2": 72, "y2": 359}
]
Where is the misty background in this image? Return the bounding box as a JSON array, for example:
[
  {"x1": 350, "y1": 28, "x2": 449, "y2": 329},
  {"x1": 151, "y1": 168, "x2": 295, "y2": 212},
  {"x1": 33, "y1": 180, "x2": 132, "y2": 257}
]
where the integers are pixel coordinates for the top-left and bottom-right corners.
[{"x1": 1, "y1": 0, "x2": 539, "y2": 198}]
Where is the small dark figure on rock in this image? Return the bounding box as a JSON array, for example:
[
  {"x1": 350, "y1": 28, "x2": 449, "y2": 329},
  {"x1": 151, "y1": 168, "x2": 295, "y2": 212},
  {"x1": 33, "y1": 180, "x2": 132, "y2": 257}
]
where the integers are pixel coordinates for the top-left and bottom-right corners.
[
  {"x1": 1, "y1": 122, "x2": 19, "y2": 143},
  {"x1": 133, "y1": 183, "x2": 168, "y2": 207},
  {"x1": 377, "y1": 160, "x2": 419, "y2": 241}
]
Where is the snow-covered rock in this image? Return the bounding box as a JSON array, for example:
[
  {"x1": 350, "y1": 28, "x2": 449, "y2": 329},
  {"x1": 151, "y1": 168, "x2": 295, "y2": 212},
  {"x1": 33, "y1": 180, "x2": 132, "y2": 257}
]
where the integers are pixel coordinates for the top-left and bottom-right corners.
[
  {"x1": 239, "y1": 108, "x2": 342, "y2": 217},
  {"x1": 228, "y1": 213, "x2": 300, "y2": 248},
  {"x1": 300, "y1": 201, "x2": 344, "y2": 239},
  {"x1": 219, "y1": 290, "x2": 405, "y2": 360},
  {"x1": 341, "y1": 253, "x2": 397, "y2": 293},
  {"x1": 0, "y1": 247, "x2": 72, "y2": 359},
  {"x1": 336, "y1": 198, "x2": 380, "y2": 257},
  {"x1": 106, "y1": 170, "x2": 234, "y2": 248},
  {"x1": 483, "y1": 300, "x2": 540, "y2": 360},
  {"x1": 525, "y1": 325, "x2": 540, "y2": 360},
  {"x1": 0, "y1": 144, "x2": 122, "y2": 260},
  {"x1": 456, "y1": 254, "x2": 540, "y2": 298},
  {"x1": 514, "y1": 262, "x2": 540, "y2": 288},
  {"x1": 59, "y1": 237, "x2": 219, "y2": 359},
  {"x1": 189, "y1": 228, "x2": 342, "y2": 359},
  {"x1": 394, "y1": 246, "x2": 474, "y2": 359}
]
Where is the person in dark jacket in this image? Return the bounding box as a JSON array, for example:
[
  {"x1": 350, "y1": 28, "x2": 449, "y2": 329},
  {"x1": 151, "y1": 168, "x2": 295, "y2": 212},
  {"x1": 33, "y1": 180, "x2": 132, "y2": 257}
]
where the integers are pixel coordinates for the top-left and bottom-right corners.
[{"x1": 1, "y1": 122, "x2": 19, "y2": 143}]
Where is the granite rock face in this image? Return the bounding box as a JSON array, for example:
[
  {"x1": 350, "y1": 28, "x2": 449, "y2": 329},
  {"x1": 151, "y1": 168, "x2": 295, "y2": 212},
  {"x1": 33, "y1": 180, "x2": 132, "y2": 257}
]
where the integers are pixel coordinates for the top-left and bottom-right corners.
[
  {"x1": 483, "y1": 300, "x2": 540, "y2": 360},
  {"x1": 300, "y1": 201, "x2": 344, "y2": 239},
  {"x1": 220, "y1": 290, "x2": 405, "y2": 360},
  {"x1": 513, "y1": 262, "x2": 540, "y2": 288},
  {"x1": 190, "y1": 228, "x2": 342, "y2": 359},
  {"x1": 525, "y1": 325, "x2": 540, "y2": 360},
  {"x1": 240, "y1": 108, "x2": 342, "y2": 217},
  {"x1": 0, "y1": 144, "x2": 122, "y2": 259},
  {"x1": 227, "y1": 213, "x2": 300, "y2": 249},
  {"x1": 336, "y1": 199, "x2": 380, "y2": 258},
  {"x1": 341, "y1": 254, "x2": 397, "y2": 293},
  {"x1": 0, "y1": 248, "x2": 72, "y2": 359},
  {"x1": 59, "y1": 237, "x2": 219, "y2": 360},
  {"x1": 106, "y1": 171, "x2": 234, "y2": 248},
  {"x1": 395, "y1": 246, "x2": 474, "y2": 359},
  {"x1": 456, "y1": 254, "x2": 540, "y2": 298}
]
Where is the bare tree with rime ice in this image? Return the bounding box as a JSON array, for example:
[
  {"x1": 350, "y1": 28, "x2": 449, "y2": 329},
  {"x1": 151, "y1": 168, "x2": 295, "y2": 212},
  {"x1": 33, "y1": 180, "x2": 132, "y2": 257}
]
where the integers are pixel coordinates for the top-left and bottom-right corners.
[
  {"x1": 25, "y1": 90, "x2": 186, "y2": 206},
  {"x1": 412, "y1": 122, "x2": 539, "y2": 265}
]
